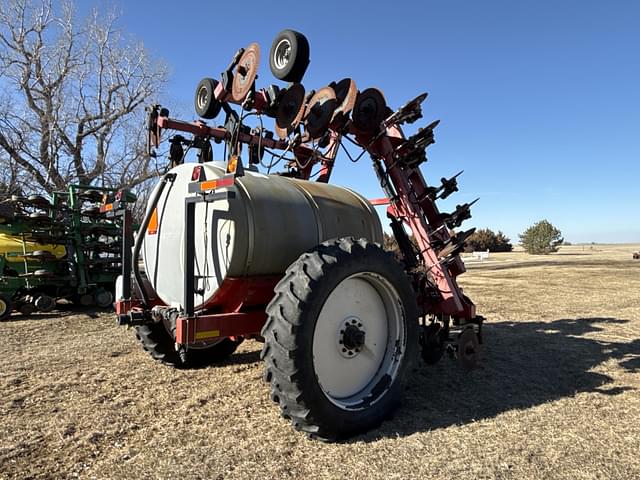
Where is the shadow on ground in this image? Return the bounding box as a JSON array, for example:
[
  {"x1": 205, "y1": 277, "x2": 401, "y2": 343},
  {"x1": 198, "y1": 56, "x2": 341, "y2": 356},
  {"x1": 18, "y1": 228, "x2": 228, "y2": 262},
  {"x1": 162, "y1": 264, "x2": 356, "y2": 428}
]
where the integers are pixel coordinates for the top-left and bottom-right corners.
[
  {"x1": 194, "y1": 316, "x2": 640, "y2": 441},
  {"x1": 361, "y1": 317, "x2": 640, "y2": 441},
  {"x1": 0, "y1": 303, "x2": 112, "y2": 322}
]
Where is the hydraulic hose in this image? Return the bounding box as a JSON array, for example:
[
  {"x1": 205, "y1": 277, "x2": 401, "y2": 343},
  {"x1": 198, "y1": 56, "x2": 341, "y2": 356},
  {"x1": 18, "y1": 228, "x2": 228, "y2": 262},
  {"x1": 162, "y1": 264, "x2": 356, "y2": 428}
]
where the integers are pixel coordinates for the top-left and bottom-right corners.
[{"x1": 132, "y1": 172, "x2": 175, "y2": 308}]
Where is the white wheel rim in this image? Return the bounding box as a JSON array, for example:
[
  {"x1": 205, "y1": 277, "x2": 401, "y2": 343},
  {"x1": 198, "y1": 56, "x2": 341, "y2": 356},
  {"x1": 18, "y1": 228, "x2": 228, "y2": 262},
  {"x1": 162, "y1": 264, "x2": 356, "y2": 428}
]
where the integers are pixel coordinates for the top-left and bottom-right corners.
[
  {"x1": 273, "y1": 39, "x2": 291, "y2": 70},
  {"x1": 197, "y1": 86, "x2": 209, "y2": 110},
  {"x1": 0, "y1": 299, "x2": 6, "y2": 316},
  {"x1": 312, "y1": 272, "x2": 406, "y2": 410}
]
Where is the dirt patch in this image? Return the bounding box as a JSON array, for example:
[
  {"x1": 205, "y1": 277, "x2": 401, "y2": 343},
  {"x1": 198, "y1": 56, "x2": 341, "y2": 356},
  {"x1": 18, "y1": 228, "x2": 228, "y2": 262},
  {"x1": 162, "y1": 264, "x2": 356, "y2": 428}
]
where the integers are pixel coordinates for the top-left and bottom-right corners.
[{"x1": 1, "y1": 244, "x2": 639, "y2": 479}]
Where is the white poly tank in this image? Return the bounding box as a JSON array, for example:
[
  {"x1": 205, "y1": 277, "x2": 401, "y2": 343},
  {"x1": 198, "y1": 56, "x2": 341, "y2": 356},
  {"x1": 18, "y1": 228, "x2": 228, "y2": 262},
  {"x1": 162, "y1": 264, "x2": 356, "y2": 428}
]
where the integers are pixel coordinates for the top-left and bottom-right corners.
[{"x1": 143, "y1": 163, "x2": 383, "y2": 309}]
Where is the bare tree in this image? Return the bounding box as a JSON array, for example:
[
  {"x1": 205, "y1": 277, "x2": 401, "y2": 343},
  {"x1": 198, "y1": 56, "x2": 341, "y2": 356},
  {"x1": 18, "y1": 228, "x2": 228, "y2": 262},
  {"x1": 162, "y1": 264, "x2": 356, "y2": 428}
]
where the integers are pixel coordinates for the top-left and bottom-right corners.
[
  {"x1": 0, "y1": 152, "x2": 23, "y2": 200},
  {"x1": 0, "y1": 0, "x2": 167, "y2": 196}
]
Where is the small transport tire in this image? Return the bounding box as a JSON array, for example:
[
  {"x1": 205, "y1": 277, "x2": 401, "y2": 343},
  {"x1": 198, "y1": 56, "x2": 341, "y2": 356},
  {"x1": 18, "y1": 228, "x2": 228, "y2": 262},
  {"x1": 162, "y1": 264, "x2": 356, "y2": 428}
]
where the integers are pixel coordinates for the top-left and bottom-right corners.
[
  {"x1": 269, "y1": 29, "x2": 310, "y2": 83},
  {"x1": 194, "y1": 78, "x2": 222, "y2": 119},
  {"x1": 261, "y1": 237, "x2": 419, "y2": 441},
  {"x1": 79, "y1": 293, "x2": 94, "y2": 306},
  {"x1": 0, "y1": 293, "x2": 13, "y2": 321},
  {"x1": 134, "y1": 321, "x2": 243, "y2": 368},
  {"x1": 18, "y1": 302, "x2": 36, "y2": 315},
  {"x1": 94, "y1": 289, "x2": 114, "y2": 308},
  {"x1": 34, "y1": 294, "x2": 56, "y2": 312}
]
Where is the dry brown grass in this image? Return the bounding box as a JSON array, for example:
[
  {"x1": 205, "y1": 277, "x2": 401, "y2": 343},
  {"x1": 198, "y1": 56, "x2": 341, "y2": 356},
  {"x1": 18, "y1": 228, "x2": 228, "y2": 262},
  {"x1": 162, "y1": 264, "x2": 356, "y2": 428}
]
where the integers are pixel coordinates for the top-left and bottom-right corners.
[{"x1": 1, "y1": 244, "x2": 639, "y2": 479}]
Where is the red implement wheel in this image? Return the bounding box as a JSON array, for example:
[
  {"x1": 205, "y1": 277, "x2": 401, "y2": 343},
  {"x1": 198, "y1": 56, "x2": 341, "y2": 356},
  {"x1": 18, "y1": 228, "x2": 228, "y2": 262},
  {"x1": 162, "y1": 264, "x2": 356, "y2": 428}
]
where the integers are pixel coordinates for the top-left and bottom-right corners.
[
  {"x1": 304, "y1": 87, "x2": 337, "y2": 139},
  {"x1": 261, "y1": 237, "x2": 418, "y2": 441},
  {"x1": 231, "y1": 43, "x2": 260, "y2": 103},
  {"x1": 352, "y1": 88, "x2": 387, "y2": 134},
  {"x1": 330, "y1": 78, "x2": 358, "y2": 125},
  {"x1": 275, "y1": 83, "x2": 306, "y2": 139}
]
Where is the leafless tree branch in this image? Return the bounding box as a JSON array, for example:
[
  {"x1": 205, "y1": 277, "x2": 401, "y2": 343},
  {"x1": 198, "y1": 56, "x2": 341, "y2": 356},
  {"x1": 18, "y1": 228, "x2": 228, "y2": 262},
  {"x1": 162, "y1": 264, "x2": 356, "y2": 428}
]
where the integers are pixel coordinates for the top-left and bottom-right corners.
[{"x1": 0, "y1": 0, "x2": 167, "y2": 196}]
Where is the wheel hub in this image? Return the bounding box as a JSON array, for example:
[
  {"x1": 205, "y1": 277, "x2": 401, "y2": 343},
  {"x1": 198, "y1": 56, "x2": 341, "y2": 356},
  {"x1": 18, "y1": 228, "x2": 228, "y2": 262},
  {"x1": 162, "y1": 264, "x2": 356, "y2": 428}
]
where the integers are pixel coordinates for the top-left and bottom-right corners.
[
  {"x1": 338, "y1": 316, "x2": 366, "y2": 358},
  {"x1": 197, "y1": 86, "x2": 208, "y2": 109},
  {"x1": 343, "y1": 324, "x2": 365, "y2": 350},
  {"x1": 312, "y1": 272, "x2": 406, "y2": 404},
  {"x1": 274, "y1": 39, "x2": 291, "y2": 69}
]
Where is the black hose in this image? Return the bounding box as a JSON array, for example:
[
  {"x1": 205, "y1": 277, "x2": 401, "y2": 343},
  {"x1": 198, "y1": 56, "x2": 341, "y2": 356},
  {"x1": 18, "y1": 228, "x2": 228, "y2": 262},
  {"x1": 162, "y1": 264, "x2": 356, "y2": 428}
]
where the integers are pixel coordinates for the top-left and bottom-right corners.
[{"x1": 132, "y1": 172, "x2": 176, "y2": 308}]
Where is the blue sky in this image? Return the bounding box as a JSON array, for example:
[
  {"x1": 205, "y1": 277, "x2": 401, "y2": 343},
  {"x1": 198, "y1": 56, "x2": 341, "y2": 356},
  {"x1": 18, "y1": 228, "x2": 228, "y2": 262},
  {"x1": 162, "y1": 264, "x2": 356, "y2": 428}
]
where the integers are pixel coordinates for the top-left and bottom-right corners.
[{"x1": 91, "y1": 0, "x2": 638, "y2": 243}]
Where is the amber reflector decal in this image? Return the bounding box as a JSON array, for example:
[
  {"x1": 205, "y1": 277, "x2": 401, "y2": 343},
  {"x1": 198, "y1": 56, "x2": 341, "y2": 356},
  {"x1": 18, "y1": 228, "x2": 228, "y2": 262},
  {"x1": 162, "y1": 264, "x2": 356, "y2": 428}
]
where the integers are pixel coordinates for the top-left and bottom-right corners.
[{"x1": 147, "y1": 208, "x2": 159, "y2": 235}]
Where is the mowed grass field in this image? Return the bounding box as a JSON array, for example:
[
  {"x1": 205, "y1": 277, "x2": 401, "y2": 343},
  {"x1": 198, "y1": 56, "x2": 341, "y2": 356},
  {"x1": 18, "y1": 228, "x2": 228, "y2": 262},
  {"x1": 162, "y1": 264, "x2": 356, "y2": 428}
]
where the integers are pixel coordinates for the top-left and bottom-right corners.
[{"x1": 1, "y1": 244, "x2": 639, "y2": 479}]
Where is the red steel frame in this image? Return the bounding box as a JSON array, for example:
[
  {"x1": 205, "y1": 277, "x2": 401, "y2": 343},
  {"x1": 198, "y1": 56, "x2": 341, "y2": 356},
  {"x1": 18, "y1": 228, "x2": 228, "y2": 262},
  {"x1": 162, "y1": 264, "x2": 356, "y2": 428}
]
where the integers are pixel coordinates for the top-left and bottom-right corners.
[
  {"x1": 355, "y1": 126, "x2": 475, "y2": 318},
  {"x1": 155, "y1": 115, "x2": 340, "y2": 182},
  {"x1": 174, "y1": 277, "x2": 279, "y2": 344},
  {"x1": 118, "y1": 84, "x2": 477, "y2": 346}
]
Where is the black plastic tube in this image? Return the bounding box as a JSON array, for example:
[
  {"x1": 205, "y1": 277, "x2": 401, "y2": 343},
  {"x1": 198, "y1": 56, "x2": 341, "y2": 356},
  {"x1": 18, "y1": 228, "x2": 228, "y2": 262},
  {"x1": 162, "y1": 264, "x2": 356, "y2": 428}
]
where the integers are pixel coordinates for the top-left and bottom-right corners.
[{"x1": 132, "y1": 173, "x2": 175, "y2": 307}]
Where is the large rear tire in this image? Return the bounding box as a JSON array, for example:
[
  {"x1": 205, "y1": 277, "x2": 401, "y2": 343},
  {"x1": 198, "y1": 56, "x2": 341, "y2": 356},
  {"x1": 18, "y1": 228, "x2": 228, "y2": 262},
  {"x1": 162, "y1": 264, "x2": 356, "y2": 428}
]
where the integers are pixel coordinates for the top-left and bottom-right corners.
[
  {"x1": 261, "y1": 237, "x2": 418, "y2": 441},
  {"x1": 135, "y1": 321, "x2": 242, "y2": 368}
]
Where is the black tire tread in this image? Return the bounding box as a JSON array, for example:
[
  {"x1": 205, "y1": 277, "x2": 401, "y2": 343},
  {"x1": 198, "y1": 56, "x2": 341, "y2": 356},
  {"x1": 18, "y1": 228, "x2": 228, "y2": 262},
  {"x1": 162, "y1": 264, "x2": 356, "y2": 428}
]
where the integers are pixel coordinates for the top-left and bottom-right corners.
[
  {"x1": 194, "y1": 77, "x2": 222, "y2": 119},
  {"x1": 0, "y1": 293, "x2": 13, "y2": 321},
  {"x1": 134, "y1": 322, "x2": 242, "y2": 368},
  {"x1": 135, "y1": 323, "x2": 179, "y2": 364},
  {"x1": 261, "y1": 237, "x2": 418, "y2": 441},
  {"x1": 269, "y1": 29, "x2": 310, "y2": 83}
]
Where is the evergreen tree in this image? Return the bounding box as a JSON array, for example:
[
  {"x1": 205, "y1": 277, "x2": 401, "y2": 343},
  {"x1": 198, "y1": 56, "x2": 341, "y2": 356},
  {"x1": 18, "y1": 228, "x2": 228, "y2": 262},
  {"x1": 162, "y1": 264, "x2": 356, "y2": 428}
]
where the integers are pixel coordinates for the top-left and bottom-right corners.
[{"x1": 519, "y1": 220, "x2": 564, "y2": 254}]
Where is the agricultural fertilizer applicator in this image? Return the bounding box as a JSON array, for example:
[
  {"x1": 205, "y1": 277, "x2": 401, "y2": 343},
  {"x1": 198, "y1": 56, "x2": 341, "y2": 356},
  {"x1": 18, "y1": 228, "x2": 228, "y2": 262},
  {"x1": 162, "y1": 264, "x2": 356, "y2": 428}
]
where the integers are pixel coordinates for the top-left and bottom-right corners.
[{"x1": 112, "y1": 30, "x2": 484, "y2": 440}]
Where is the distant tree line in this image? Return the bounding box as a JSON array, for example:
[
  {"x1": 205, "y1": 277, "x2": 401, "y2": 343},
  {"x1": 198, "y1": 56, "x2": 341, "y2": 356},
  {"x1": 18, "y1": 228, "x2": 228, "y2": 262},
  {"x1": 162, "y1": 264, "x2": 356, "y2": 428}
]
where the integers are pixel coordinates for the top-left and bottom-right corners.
[
  {"x1": 382, "y1": 221, "x2": 564, "y2": 258},
  {"x1": 464, "y1": 228, "x2": 513, "y2": 252},
  {"x1": 382, "y1": 226, "x2": 513, "y2": 261}
]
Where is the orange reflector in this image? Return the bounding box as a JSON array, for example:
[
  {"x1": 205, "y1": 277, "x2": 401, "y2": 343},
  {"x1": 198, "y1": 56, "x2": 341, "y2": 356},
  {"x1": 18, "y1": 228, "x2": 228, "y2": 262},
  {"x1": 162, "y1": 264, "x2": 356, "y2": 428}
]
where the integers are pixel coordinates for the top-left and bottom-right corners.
[
  {"x1": 197, "y1": 175, "x2": 234, "y2": 192},
  {"x1": 200, "y1": 180, "x2": 217, "y2": 191},
  {"x1": 227, "y1": 155, "x2": 238, "y2": 173},
  {"x1": 147, "y1": 208, "x2": 159, "y2": 235}
]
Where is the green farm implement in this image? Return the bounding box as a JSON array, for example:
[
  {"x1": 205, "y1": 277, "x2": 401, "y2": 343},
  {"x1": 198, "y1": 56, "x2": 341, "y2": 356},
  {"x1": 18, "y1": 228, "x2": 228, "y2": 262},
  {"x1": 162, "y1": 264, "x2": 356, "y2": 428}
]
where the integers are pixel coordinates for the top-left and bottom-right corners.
[{"x1": 0, "y1": 185, "x2": 135, "y2": 320}]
